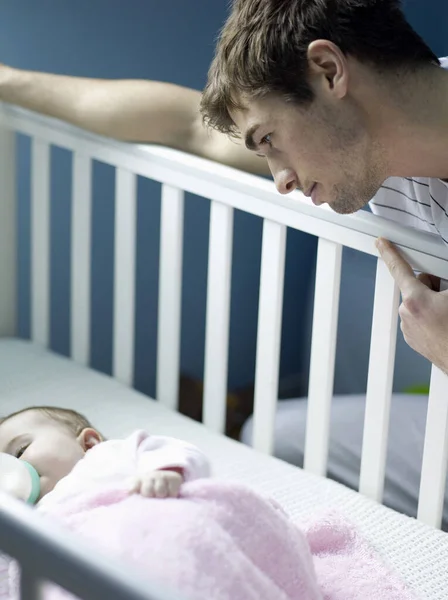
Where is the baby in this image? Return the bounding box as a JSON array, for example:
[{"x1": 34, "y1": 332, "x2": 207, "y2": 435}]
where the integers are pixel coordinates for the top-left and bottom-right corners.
[
  {"x1": 0, "y1": 407, "x2": 415, "y2": 600},
  {"x1": 0, "y1": 405, "x2": 211, "y2": 505}
]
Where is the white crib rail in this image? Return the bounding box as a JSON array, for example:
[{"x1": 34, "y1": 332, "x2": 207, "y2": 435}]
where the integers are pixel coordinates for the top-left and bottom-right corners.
[
  {"x1": 1, "y1": 102, "x2": 448, "y2": 532},
  {"x1": 113, "y1": 168, "x2": 137, "y2": 386},
  {"x1": 304, "y1": 238, "x2": 342, "y2": 475},
  {"x1": 157, "y1": 184, "x2": 184, "y2": 410},
  {"x1": 418, "y1": 366, "x2": 448, "y2": 528},
  {"x1": 0, "y1": 124, "x2": 16, "y2": 337},
  {"x1": 31, "y1": 138, "x2": 51, "y2": 347},
  {"x1": 203, "y1": 202, "x2": 234, "y2": 433},
  {"x1": 359, "y1": 259, "x2": 400, "y2": 502},
  {"x1": 71, "y1": 153, "x2": 92, "y2": 365},
  {"x1": 252, "y1": 220, "x2": 287, "y2": 455}
]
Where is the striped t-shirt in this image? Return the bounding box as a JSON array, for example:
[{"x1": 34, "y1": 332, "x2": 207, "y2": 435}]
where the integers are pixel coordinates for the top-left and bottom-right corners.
[{"x1": 369, "y1": 57, "x2": 448, "y2": 244}]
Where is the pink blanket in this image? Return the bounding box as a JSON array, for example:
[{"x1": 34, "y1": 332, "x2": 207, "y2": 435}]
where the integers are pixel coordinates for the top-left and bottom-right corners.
[{"x1": 14, "y1": 480, "x2": 418, "y2": 600}]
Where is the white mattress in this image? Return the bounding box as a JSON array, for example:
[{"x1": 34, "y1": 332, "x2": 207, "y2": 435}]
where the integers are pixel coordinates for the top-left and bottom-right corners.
[{"x1": 0, "y1": 339, "x2": 447, "y2": 599}]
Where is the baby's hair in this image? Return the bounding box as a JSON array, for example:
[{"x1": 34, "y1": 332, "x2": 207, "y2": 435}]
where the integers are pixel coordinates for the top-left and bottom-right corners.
[{"x1": 0, "y1": 406, "x2": 96, "y2": 438}]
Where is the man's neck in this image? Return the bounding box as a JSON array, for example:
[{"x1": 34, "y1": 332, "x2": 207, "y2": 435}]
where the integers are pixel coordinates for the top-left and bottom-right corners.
[{"x1": 374, "y1": 64, "x2": 448, "y2": 180}]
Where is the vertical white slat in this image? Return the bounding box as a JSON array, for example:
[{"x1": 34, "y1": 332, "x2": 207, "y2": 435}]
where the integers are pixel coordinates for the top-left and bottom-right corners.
[
  {"x1": 156, "y1": 185, "x2": 184, "y2": 410},
  {"x1": 359, "y1": 259, "x2": 400, "y2": 501},
  {"x1": 304, "y1": 238, "x2": 342, "y2": 475},
  {"x1": 203, "y1": 202, "x2": 234, "y2": 432},
  {"x1": 252, "y1": 220, "x2": 286, "y2": 454},
  {"x1": 418, "y1": 365, "x2": 448, "y2": 529},
  {"x1": 70, "y1": 153, "x2": 92, "y2": 365},
  {"x1": 112, "y1": 168, "x2": 137, "y2": 386},
  {"x1": 31, "y1": 139, "x2": 50, "y2": 347},
  {"x1": 0, "y1": 125, "x2": 17, "y2": 337}
]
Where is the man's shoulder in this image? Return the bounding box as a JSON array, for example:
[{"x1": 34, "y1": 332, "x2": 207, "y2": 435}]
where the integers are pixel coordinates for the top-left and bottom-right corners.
[{"x1": 369, "y1": 176, "x2": 448, "y2": 237}]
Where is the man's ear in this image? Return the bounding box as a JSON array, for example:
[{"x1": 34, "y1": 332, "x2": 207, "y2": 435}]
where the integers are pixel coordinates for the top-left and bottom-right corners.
[
  {"x1": 307, "y1": 39, "x2": 349, "y2": 99},
  {"x1": 77, "y1": 428, "x2": 102, "y2": 451}
]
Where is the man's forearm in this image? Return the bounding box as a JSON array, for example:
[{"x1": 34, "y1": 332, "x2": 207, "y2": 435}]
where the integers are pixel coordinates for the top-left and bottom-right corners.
[
  {"x1": 0, "y1": 65, "x2": 108, "y2": 132},
  {"x1": 0, "y1": 65, "x2": 199, "y2": 144},
  {"x1": 0, "y1": 64, "x2": 270, "y2": 177}
]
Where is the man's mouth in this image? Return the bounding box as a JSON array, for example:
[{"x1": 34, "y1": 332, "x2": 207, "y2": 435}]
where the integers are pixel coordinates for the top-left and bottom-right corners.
[
  {"x1": 304, "y1": 183, "x2": 316, "y2": 198},
  {"x1": 310, "y1": 183, "x2": 322, "y2": 206}
]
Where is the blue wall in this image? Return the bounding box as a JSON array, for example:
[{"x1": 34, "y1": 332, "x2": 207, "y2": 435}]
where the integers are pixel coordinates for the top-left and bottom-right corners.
[
  {"x1": 1, "y1": 1, "x2": 445, "y2": 399},
  {"x1": 404, "y1": 0, "x2": 448, "y2": 58},
  {"x1": 1, "y1": 0, "x2": 316, "y2": 398}
]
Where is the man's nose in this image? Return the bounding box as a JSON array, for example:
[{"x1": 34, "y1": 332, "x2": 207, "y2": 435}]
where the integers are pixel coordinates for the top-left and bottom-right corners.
[{"x1": 273, "y1": 168, "x2": 299, "y2": 195}]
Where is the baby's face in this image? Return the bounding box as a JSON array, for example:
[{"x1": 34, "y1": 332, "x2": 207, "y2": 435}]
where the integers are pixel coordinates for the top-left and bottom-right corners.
[{"x1": 0, "y1": 411, "x2": 91, "y2": 499}]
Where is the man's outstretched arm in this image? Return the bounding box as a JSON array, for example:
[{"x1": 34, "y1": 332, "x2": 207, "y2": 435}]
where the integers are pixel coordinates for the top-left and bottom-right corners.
[{"x1": 0, "y1": 64, "x2": 269, "y2": 176}]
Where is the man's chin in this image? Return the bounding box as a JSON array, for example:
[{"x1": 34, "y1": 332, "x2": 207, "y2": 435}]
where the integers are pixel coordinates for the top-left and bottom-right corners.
[
  {"x1": 331, "y1": 205, "x2": 359, "y2": 215},
  {"x1": 329, "y1": 197, "x2": 370, "y2": 215}
]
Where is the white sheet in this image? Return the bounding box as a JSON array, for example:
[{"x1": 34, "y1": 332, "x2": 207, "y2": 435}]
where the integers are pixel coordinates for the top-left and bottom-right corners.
[
  {"x1": 0, "y1": 339, "x2": 447, "y2": 599},
  {"x1": 240, "y1": 393, "x2": 448, "y2": 527}
]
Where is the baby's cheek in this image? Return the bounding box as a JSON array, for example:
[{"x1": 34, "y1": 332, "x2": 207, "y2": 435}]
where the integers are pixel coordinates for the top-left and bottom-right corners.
[
  {"x1": 40, "y1": 463, "x2": 68, "y2": 491},
  {"x1": 38, "y1": 475, "x2": 53, "y2": 500},
  {"x1": 54, "y1": 452, "x2": 81, "y2": 476}
]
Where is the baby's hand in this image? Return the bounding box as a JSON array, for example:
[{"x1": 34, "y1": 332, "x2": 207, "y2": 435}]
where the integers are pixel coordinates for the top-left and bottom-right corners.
[{"x1": 129, "y1": 470, "x2": 183, "y2": 498}]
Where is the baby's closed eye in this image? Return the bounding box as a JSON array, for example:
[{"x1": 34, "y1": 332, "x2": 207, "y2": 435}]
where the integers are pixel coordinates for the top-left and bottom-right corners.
[{"x1": 15, "y1": 443, "x2": 30, "y2": 459}]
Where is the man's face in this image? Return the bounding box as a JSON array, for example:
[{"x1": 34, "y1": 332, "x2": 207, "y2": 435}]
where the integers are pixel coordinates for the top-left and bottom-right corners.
[{"x1": 232, "y1": 92, "x2": 388, "y2": 214}]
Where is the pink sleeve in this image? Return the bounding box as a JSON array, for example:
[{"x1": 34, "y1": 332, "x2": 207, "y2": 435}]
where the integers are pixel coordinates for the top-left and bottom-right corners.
[{"x1": 134, "y1": 433, "x2": 211, "y2": 481}]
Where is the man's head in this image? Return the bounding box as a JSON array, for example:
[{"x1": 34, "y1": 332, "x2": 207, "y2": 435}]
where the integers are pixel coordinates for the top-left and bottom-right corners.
[
  {"x1": 201, "y1": 0, "x2": 440, "y2": 214},
  {"x1": 0, "y1": 406, "x2": 102, "y2": 500}
]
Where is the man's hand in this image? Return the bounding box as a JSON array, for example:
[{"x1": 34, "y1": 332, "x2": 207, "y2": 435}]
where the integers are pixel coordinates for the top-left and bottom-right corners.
[
  {"x1": 376, "y1": 237, "x2": 448, "y2": 373},
  {"x1": 129, "y1": 469, "x2": 183, "y2": 498}
]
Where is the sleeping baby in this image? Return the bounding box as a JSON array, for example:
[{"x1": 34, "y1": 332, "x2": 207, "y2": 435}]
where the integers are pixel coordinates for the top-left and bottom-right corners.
[
  {"x1": 0, "y1": 405, "x2": 322, "y2": 600},
  {"x1": 0, "y1": 406, "x2": 416, "y2": 600},
  {"x1": 0, "y1": 405, "x2": 211, "y2": 505}
]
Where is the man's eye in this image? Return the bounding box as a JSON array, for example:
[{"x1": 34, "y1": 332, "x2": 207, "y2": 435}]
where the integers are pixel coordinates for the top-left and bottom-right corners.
[{"x1": 260, "y1": 133, "x2": 272, "y2": 146}]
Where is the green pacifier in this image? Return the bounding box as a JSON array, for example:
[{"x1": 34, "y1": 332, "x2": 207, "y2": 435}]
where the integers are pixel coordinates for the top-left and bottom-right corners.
[
  {"x1": 22, "y1": 461, "x2": 41, "y2": 504},
  {"x1": 0, "y1": 453, "x2": 41, "y2": 505}
]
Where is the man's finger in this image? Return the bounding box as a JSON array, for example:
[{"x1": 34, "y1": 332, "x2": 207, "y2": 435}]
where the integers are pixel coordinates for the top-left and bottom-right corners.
[{"x1": 375, "y1": 237, "x2": 420, "y2": 296}]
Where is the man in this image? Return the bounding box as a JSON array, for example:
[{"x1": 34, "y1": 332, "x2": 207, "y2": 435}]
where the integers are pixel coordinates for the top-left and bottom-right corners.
[
  {"x1": 200, "y1": 0, "x2": 448, "y2": 523},
  {"x1": 0, "y1": 0, "x2": 446, "y2": 521},
  {"x1": 200, "y1": 0, "x2": 448, "y2": 374}
]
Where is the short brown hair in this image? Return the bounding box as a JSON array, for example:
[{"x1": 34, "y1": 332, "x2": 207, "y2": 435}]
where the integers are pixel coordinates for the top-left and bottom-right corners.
[
  {"x1": 0, "y1": 406, "x2": 94, "y2": 438},
  {"x1": 201, "y1": 0, "x2": 440, "y2": 135}
]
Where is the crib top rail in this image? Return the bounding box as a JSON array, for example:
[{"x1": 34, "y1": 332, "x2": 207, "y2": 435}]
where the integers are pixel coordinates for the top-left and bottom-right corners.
[{"x1": 1, "y1": 101, "x2": 448, "y2": 279}]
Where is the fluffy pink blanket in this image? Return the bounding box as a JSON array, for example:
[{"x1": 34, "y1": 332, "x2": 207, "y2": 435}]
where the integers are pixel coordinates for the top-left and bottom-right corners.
[{"x1": 13, "y1": 480, "x2": 418, "y2": 600}]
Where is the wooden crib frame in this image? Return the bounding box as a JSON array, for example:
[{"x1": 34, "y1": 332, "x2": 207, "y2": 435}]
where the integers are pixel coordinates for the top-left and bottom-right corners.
[{"x1": 0, "y1": 101, "x2": 448, "y2": 599}]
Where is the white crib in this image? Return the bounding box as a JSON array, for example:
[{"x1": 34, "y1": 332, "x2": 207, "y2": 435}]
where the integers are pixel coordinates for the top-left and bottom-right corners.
[{"x1": 0, "y1": 101, "x2": 448, "y2": 599}]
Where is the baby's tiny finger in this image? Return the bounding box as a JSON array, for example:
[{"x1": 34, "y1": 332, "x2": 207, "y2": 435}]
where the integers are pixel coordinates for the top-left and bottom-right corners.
[
  {"x1": 168, "y1": 477, "x2": 181, "y2": 498},
  {"x1": 141, "y1": 477, "x2": 155, "y2": 497},
  {"x1": 154, "y1": 477, "x2": 168, "y2": 498}
]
